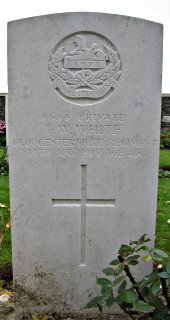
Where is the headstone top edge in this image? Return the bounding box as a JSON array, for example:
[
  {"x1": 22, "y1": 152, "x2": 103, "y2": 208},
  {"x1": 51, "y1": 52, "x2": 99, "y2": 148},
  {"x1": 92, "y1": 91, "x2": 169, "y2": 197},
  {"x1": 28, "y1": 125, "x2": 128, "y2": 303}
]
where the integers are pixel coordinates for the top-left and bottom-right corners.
[{"x1": 7, "y1": 11, "x2": 163, "y2": 28}]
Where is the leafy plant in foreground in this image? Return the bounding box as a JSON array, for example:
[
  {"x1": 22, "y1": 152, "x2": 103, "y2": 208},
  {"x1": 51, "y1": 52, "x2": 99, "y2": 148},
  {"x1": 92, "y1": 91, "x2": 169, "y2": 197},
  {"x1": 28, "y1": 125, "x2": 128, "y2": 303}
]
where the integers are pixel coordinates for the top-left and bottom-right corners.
[
  {"x1": 0, "y1": 203, "x2": 10, "y2": 246},
  {"x1": 0, "y1": 203, "x2": 20, "y2": 247},
  {"x1": 86, "y1": 234, "x2": 170, "y2": 319},
  {"x1": 159, "y1": 169, "x2": 170, "y2": 179},
  {"x1": 0, "y1": 147, "x2": 9, "y2": 175}
]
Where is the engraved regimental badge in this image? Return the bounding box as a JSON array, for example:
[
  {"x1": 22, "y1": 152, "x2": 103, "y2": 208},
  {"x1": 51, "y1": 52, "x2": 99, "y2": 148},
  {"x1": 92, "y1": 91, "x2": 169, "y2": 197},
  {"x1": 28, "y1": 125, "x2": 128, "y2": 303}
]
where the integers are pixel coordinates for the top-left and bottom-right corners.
[{"x1": 49, "y1": 32, "x2": 121, "y2": 103}]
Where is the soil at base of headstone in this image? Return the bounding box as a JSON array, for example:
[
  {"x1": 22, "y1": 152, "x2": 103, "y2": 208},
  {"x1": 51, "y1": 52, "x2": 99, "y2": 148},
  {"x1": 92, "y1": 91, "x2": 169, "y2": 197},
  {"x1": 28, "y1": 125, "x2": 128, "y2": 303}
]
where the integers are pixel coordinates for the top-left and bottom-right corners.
[
  {"x1": 159, "y1": 165, "x2": 170, "y2": 171},
  {"x1": 14, "y1": 315, "x2": 132, "y2": 320},
  {"x1": 0, "y1": 266, "x2": 13, "y2": 282},
  {"x1": 0, "y1": 302, "x2": 14, "y2": 320},
  {"x1": 46, "y1": 316, "x2": 131, "y2": 320},
  {"x1": 52, "y1": 316, "x2": 131, "y2": 320}
]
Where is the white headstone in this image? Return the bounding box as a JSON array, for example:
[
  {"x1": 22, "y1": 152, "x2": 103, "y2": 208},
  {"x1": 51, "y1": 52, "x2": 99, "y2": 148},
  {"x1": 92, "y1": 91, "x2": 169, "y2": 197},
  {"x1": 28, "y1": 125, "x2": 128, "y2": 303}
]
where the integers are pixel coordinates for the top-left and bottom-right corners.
[{"x1": 8, "y1": 12, "x2": 163, "y2": 319}]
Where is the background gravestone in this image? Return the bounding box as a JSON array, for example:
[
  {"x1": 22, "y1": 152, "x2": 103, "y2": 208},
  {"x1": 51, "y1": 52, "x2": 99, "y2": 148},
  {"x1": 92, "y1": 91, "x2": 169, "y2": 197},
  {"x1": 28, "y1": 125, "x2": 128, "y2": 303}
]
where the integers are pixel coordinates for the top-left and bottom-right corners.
[
  {"x1": 8, "y1": 12, "x2": 163, "y2": 319},
  {"x1": 161, "y1": 95, "x2": 170, "y2": 129}
]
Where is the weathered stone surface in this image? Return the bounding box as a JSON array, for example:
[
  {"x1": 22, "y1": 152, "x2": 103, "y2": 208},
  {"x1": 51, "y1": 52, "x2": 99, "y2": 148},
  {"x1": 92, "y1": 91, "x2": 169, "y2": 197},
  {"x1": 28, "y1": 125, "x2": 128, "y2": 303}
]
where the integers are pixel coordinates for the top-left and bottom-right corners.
[
  {"x1": 0, "y1": 302, "x2": 14, "y2": 314},
  {"x1": 8, "y1": 12, "x2": 163, "y2": 319},
  {"x1": 0, "y1": 311, "x2": 131, "y2": 320},
  {"x1": 0, "y1": 302, "x2": 14, "y2": 320}
]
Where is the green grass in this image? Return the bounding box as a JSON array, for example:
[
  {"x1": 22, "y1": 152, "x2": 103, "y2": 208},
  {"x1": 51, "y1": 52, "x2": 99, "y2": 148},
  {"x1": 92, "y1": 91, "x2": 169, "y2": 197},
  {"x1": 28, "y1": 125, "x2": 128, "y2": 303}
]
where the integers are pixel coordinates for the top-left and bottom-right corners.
[
  {"x1": 155, "y1": 149, "x2": 170, "y2": 253},
  {"x1": 0, "y1": 147, "x2": 4, "y2": 158},
  {"x1": 0, "y1": 175, "x2": 10, "y2": 207},
  {"x1": 0, "y1": 175, "x2": 11, "y2": 267},
  {"x1": 159, "y1": 149, "x2": 170, "y2": 168},
  {"x1": 155, "y1": 178, "x2": 170, "y2": 254}
]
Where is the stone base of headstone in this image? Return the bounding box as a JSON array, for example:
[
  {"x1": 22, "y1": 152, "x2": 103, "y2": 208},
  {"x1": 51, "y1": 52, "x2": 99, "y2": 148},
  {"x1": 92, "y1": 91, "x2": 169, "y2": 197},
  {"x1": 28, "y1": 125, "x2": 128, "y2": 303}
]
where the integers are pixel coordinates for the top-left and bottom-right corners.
[
  {"x1": 14, "y1": 312, "x2": 132, "y2": 320},
  {"x1": 0, "y1": 302, "x2": 14, "y2": 320}
]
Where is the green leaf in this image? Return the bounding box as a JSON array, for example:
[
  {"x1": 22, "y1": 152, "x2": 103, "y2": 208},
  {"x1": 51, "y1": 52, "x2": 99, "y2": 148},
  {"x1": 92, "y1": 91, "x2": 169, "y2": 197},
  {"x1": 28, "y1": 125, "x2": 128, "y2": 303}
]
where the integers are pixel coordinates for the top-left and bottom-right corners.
[
  {"x1": 133, "y1": 300, "x2": 154, "y2": 313},
  {"x1": 114, "y1": 263, "x2": 124, "y2": 276},
  {"x1": 148, "y1": 292, "x2": 164, "y2": 308},
  {"x1": 128, "y1": 260, "x2": 139, "y2": 266},
  {"x1": 141, "y1": 287, "x2": 149, "y2": 298},
  {"x1": 143, "y1": 255, "x2": 153, "y2": 262},
  {"x1": 143, "y1": 238, "x2": 151, "y2": 243},
  {"x1": 98, "y1": 303, "x2": 103, "y2": 313},
  {"x1": 153, "y1": 306, "x2": 170, "y2": 319},
  {"x1": 150, "y1": 281, "x2": 161, "y2": 295},
  {"x1": 130, "y1": 240, "x2": 139, "y2": 245},
  {"x1": 137, "y1": 278, "x2": 150, "y2": 291},
  {"x1": 118, "y1": 279, "x2": 127, "y2": 293},
  {"x1": 148, "y1": 271, "x2": 159, "y2": 282},
  {"x1": 158, "y1": 271, "x2": 170, "y2": 278},
  {"x1": 110, "y1": 259, "x2": 120, "y2": 266},
  {"x1": 85, "y1": 296, "x2": 104, "y2": 309},
  {"x1": 112, "y1": 275, "x2": 124, "y2": 286},
  {"x1": 101, "y1": 285, "x2": 112, "y2": 297},
  {"x1": 102, "y1": 267, "x2": 114, "y2": 276},
  {"x1": 96, "y1": 277, "x2": 112, "y2": 286},
  {"x1": 137, "y1": 234, "x2": 151, "y2": 244},
  {"x1": 118, "y1": 244, "x2": 134, "y2": 256},
  {"x1": 127, "y1": 255, "x2": 140, "y2": 262},
  {"x1": 136, "y1": 246, "x2": 150, "y2": 252},
  {"x1": 138, "y1": 234, "x2": 147, "y2": 244},
  {"x1": 166, "y1": 260, "x2": 170, "y2": 274},
  {"x1": 153, "y1": 248, "x2": 169, "y2": 258},
  {"x1": 95, "y1": 316, "x2": 102, "y2": 320},
  {"x1": 119, "y1": 289, "x2": 138, "y2": 303},
  {"x1": 152, "y1": 255, "x2": 166, "y2": 263},
  {"x1": 106, "y1": 296, "x2": 115, "y2": 307}
]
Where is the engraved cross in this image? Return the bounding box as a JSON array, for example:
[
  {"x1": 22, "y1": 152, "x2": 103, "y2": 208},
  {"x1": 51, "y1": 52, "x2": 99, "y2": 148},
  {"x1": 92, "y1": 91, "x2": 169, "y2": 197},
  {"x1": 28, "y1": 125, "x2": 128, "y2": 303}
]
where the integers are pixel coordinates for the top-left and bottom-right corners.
[{"x1": 52, "y1": 165, "x2": 115, "y2": 267}]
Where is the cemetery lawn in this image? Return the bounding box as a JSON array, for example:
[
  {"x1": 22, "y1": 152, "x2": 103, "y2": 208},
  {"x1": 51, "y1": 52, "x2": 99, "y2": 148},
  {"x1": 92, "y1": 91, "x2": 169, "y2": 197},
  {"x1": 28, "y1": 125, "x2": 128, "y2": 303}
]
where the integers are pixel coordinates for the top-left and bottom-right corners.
[
  {"x1": 156, "y1": 178, "x2": 170, "y2": 254},
  {"x1": 0, "y1": 175, "x2": 12, "y2": 276},
  {"x1": 0, "y1": 148, "x2": 4, "y2": 158},
  {"x1": 159, "y1": 149, "x2": 170, "y2": 169}
]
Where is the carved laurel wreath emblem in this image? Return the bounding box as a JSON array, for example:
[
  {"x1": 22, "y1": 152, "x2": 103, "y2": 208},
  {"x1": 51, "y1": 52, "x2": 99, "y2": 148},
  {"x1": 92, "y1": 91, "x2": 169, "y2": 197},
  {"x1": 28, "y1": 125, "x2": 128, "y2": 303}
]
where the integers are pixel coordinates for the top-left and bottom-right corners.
[{"x1": 49, "y1": 34, "x2": 121, "y2": 100}]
